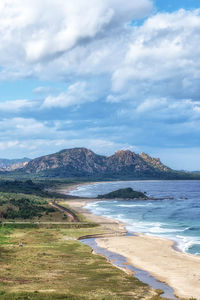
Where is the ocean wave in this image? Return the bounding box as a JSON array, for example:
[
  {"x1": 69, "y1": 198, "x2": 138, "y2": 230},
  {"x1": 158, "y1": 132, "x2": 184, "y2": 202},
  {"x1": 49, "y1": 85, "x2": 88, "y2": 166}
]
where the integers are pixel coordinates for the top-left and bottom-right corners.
[
  {"x1": 170, "y1": 235, "x2": 200, "y2": 253},
  {"x1": 125, "y1": 222, "x2": 184, "y2": 235},
  {"x1": 117, "y1": 203, "x2": 153, "y2": 208},
  {"x1": 85, "y1": 202, "x2": 99, "y2": 208},
  {"x1": 79, "y1": 180, "x2": 200, "y2": 256},
  {"x1": 125, "y1": 221, "x2": 165, "y2": 233},
  {"x1": 149, "y1": 226, "x2": 179, "y2": 234},
  {"x1": 185, "y1": 226, "x2": 200, "y2": 232}
]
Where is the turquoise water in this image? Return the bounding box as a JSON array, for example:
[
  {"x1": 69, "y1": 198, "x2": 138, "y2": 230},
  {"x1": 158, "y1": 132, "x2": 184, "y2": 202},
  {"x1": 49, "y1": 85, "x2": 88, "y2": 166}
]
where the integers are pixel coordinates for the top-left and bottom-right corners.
[{"x1": 69, "y1": 180, "x2": 200, "y2": 255}]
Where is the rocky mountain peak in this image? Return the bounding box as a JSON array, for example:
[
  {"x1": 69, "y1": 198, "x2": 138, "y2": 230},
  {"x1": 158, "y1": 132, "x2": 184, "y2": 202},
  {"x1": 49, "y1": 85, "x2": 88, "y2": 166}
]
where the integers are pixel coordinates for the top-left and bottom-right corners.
[
  {"x1": 15, "y1": 147, "x2": 187, "y2": 179},
  {"x1": 140, "y1": 152, "x2": 170, "y2": 171},
  {"x1": 140, "y1": 152, "x2": 160, "y2": 162},
  {"x1": 115, "y1": 150, "x2": 133, "y2": 155}
]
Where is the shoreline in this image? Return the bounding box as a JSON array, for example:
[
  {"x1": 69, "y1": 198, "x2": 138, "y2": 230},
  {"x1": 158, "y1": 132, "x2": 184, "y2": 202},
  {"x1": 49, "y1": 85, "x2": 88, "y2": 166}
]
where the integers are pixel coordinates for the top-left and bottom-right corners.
[
  {"x1": 81, "y1": 237, "x2": 178, "y2": 300},
  {"x1": 59, "y1": 184, "x2": 200, "y2": 300}
]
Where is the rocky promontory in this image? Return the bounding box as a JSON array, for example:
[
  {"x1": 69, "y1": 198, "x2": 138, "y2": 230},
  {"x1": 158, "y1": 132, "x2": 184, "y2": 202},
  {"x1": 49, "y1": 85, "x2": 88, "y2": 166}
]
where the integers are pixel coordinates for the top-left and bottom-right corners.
[{"x1": 97, "y1": 188, "x2": 149, "y2": 200}]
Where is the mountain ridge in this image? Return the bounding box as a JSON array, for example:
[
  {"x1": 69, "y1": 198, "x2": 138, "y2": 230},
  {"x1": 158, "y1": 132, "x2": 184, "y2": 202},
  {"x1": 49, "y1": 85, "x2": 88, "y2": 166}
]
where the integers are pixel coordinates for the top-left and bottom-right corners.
[
  {"x1": 15, "y1": 147, "x2": 196, "y2": 180},
  {"x1": 0, "y1": 158, "x2": 30, "y2": 171}
]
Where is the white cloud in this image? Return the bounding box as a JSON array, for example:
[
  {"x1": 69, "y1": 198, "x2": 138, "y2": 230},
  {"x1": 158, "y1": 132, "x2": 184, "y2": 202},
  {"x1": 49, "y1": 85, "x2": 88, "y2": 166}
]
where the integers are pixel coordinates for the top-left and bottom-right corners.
[
  {"x1": 0, "y1": 0, "x2": 152, "y2": 73},
  {"x1": 1, "y1": 4, "x2": 200, "y2": 104},
  {"x1": 0, "y1": 118, "x2": 46, "y2": 135},
  {"x1": 112, "y1": 9, "x2": 200, "y2": 94},
  {"x1": 33, "y1": 86, "x2": 53, "y2": 95},
  {"x1": 42, "y1": 81, "x2": 95, "y2": 108},
  {"x1": 0, "y1": 141, "x2": 19, "y2": 151},
  {"x1": 0, "y1": 137, "x2": 137, "y2": 159},
  {"x1": 136, "y1": 98, "x2": 167, "y2": 113},
  {"x1": 0, "y1": 99, "x2": 34, "y2": 112}
]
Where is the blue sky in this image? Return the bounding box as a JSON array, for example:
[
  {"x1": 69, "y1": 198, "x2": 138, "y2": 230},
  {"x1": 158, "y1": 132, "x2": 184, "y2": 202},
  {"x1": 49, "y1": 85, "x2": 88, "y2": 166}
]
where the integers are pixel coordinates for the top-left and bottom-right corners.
[
  {"x1": 0, "y1": 0, "x2": 200, "y2": 170},
  {"x1": 155, "y1": 0, "x2": 200, "y2": 12}
]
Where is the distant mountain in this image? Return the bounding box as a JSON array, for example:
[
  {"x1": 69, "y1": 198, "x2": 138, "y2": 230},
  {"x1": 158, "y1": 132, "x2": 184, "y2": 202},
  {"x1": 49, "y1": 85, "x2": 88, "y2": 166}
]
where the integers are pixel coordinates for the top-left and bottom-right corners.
[
  {"x1": 19, "y1": 147, "x2": 197, "y2": 179},
  {"x1": 0, "y1": 158, "x2": 30, "y2": 171}
]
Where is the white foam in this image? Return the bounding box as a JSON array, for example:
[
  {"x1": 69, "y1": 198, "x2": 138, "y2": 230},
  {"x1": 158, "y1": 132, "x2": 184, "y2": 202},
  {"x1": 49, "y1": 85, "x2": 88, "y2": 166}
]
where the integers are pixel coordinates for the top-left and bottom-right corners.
[
  {"x1": 169, "y1": 235, "x2": 200, "y2": 253},
  {"x1": 117, "y1": 203, "x2": 153, "y2": 208},
  {"x1": 83, "y1": 191, "x2": 200, "y2": 256},
  {"x1": 149, "y1": 226, "x2": 179, "y2": 234}
]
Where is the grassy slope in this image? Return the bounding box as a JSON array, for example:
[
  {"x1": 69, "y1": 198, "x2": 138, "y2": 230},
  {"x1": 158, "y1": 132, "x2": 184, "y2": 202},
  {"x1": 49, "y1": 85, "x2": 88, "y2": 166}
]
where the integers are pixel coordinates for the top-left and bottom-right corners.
[{"x1": 0, "y1": 225, "x2": 166, "y2": 300}]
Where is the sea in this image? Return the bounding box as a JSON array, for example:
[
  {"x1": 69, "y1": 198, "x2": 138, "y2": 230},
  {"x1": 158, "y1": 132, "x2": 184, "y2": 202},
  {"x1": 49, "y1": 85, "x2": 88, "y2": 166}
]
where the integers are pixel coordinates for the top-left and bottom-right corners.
[{"x1": 69, "y1": 180, "x2": 200, "y2": 256}]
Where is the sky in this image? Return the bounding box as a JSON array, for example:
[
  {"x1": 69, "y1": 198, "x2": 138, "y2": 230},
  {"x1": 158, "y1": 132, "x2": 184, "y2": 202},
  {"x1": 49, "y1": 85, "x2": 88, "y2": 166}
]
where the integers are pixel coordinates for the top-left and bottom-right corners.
[{"x1": 0, "y1": 0, "x2": 200, "y2": 170}]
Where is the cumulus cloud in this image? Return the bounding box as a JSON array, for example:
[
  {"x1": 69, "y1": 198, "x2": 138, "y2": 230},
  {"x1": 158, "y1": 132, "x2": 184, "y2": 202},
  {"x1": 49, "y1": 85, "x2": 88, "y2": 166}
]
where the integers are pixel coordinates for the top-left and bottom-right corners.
[
  {"x1": 0, "y1": 0, "x2": 152, "y2": 73},
  {"x1": 112, "y1": 9, "x2": 200, "y2": 98},
  {"x1": 136, "y1": 98, "x2": 167, "y2": 113},
  {"x1": 0, "y1": 99, "x2": 34, "y2": 112},
  {"x1": 33, "y1": 86, "x2": 53, "y2": 95},
  {"x1": 0, "y1": 141, "x2": 19, "y2": 151},
  {"x1": 43, "y1": 82, "x2": 95, "y2": 108},
  {"x1": 0, "y1": 118, "x2": 49, "y2": 138}
]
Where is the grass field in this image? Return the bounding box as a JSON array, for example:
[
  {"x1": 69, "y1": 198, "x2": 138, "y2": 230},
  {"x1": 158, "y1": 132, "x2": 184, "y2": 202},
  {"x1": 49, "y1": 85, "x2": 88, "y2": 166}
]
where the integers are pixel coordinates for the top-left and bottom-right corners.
[{"x1": 0, "y1": 223, "x2": 167, "y2": 300}]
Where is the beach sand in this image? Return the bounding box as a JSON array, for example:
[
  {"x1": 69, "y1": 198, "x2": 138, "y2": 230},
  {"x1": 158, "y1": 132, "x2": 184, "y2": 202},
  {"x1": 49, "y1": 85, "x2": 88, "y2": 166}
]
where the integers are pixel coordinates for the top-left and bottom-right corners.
[
  {"x1": 97, "y1": 235, "x2": 200, "y2": 299},
  {"x1": 60, "y1": 186, "x2": 200, "y2": 300},
  {"x1": 66, "y1": 198, "x2": 127, "y2": 236}
]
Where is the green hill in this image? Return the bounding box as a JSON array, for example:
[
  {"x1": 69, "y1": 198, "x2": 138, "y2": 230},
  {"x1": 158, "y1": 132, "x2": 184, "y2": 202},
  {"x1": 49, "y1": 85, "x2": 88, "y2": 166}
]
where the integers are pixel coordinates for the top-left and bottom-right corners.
[{"x1": 97, "y1": 187, "x2": 148, "y2": 199}]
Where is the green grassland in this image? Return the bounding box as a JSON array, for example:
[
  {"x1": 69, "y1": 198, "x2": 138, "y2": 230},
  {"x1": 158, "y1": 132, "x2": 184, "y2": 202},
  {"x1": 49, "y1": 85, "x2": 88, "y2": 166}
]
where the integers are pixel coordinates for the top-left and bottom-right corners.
[
  {"x1": 0, "y1": 179, "x2": 167, "y2": 299},
  {"x1": 0, "y1": 224, "x2": 166, "y2": 300}
]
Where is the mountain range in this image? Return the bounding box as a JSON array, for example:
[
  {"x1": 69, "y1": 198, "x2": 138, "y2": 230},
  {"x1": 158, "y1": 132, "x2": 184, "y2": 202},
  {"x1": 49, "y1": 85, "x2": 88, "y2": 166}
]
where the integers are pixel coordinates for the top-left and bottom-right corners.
[
  {"x1": 0, "y1": 158, "x2": 30, "y2": 171},
  {"x1": 9, "y1": 147, "x2": 197, "y2": 180}
]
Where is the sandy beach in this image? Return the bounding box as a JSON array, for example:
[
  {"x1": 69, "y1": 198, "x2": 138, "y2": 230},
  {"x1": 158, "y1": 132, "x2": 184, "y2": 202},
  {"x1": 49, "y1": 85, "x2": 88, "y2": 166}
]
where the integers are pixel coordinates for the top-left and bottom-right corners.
[
  {"x1": 97, "y1": 235, "x2": 200, "y2": 299},
  {"x1": 61, "y1": 186, "x2": 200, "y2": 300},
  {"x1": 66, "y1": 198, "x2": 127, "y2": 236}
]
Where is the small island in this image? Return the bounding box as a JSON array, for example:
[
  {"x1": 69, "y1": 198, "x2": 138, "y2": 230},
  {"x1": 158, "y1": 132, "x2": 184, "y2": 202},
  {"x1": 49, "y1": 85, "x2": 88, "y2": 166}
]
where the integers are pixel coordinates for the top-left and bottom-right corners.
[{"x1": 97, "y1": 187, "x2": 149, "y2": 200}]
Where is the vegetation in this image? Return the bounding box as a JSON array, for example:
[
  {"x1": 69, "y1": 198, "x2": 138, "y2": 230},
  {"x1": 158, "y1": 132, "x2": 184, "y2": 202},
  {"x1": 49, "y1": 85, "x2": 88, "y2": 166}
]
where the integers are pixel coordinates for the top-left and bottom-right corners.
[
  {"x1": 0, "y1": 225, "x2": 166, "y2": 300},
  {"x1": 98, "y1": 187, "x2": 148, "y2": 199},
  {"x1": 0, "y1": 191, "x2": 77, "y2": 223},
  {"x1": 0, "y1": 197, "x2": 55, "y2": 220},
  {"x1": 0, "y1": 179, "x2": 76, "y2": 198}
]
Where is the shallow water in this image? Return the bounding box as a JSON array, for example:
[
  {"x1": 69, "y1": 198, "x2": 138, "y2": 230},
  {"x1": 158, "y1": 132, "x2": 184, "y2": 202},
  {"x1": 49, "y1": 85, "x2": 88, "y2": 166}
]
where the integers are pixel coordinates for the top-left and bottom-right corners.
[{"x1": 69, "y1": 180, "x2": 200, "y2": 255}]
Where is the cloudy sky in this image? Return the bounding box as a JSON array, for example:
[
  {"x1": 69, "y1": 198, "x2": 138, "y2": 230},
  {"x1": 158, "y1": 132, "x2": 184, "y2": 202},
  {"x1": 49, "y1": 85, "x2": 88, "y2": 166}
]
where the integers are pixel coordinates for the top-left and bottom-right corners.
[{"x1": 0, "y1": 0, "x2": 200, "y2": 170}]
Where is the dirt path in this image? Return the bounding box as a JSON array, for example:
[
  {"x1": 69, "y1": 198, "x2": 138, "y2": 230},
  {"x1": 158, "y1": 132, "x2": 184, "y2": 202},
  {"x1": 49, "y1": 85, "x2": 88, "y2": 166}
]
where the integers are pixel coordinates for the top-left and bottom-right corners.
[{"x1": 50, "y1": 201, "x2": 79, "y2": 222}]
